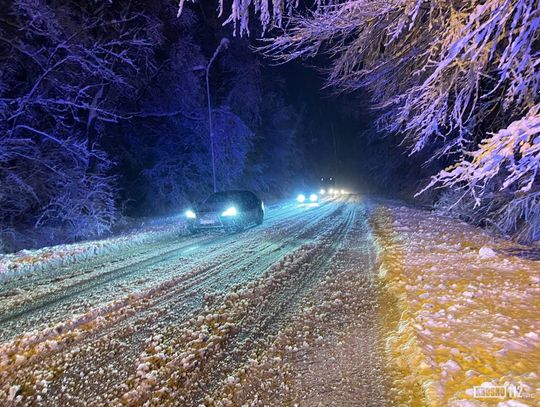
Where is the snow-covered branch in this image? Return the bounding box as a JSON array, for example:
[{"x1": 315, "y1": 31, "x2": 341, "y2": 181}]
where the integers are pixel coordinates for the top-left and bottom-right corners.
[
  {"x1": 0, "y1": 0, "x2": 158, "y2": 249},
  {"x1": 421, "y1": 105, "x2": 540, "y2": 200},
  {"x1": 186, "y1": 0, "x2": 540, "y2": 240}
]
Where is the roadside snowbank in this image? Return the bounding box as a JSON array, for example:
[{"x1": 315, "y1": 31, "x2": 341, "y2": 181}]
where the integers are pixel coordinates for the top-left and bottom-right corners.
[
  {"x1": 372, "y1": 205, "x2": 540, "y2": 407},
  {"x1": 0, "y1": 220, "x2": 186, "y2": 280},
  {"x1": 0, "y1": 201, "x2": 293, "y2": 280}
]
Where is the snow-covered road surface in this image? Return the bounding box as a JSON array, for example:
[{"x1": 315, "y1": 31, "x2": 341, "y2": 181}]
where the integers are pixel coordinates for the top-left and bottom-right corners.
[
  {"x1": 0, "y1": 200, "x2": 328, "y2": 341},
  {"x1": 0, "y1": 197, "x2": 391, "y2": 406}
]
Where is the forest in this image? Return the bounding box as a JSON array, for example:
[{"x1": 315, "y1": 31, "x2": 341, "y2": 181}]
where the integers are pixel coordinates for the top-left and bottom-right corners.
[
  {"x1": 1, "y1": 0, "x2": 539, "y2": 251},
  {"x1": 0, "y1": 0, "x2": 314, "y2": 251},
  {"x1": 196, "y1": 0, "x2": 540, "y2": 242}
]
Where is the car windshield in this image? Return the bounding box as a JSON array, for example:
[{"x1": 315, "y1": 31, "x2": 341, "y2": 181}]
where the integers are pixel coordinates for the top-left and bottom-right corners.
[{"x1": 201, "y1": 191, "x2": 247, "y2": 210}]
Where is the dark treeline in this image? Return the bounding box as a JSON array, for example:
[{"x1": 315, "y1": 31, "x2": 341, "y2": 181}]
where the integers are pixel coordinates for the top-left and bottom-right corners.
[
  {"x1": 0, "y1": 0, "x2": 430, "y2": 253},
  {"x1": 0, "y1": 0, "x2": 307, "y2": 251}
]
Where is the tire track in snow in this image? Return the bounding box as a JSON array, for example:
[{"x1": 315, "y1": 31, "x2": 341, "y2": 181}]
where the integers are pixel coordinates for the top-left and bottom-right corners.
[
  {"x1": 191, "y1": 201, "x2": 358, "y2": 402},
  {"x1": 0, "y1": 201, "x2": 329, "y2": 342},
  {"x1": 110, "y1": 198, "x2": 357, "y2": 406},
  {"x1": 0, "y1": 199, "x2": 348, "y2": 405},
  {"x1": 0, "y1": 201, "x2": 301, "y2": 313},
  {"x1": 207, "y1": 202, "x2": 391, "y2": 406}
]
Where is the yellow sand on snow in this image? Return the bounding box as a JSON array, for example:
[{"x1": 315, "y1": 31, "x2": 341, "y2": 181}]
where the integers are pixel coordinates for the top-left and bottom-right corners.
[{"x1": 372, "y1": 205, "x2": 540, "y2": 407}]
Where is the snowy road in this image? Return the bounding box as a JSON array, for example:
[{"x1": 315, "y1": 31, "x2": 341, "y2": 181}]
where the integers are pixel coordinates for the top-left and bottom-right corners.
[{"x1": 0, "y1": 196, "x2": 391, "y2": 406}]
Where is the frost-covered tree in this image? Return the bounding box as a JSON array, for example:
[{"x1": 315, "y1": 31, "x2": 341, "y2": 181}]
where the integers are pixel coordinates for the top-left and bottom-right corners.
[
  {"x1": 0, "y1": 0, "x2": 307, "y2": 250},
  {"x1": 221, "y1": 39, "x2": 264, "y2": 126},
  {"x1": 426, "y1": 106, "x2": 540, "y2": 240},
  {"x1": 241, "y1": 84, "x2": 305, "y2": 194},
  {"x1": 135, "y1": 106, "x2": 253, "y2": 213},
  {"x1": 179, "y1": 0, "x2": 540, "y2": 240},
  {"x1": 219, "y1": 40, "x2": 305, "y2": 196},
  {"x1": 118, "y1": 11, "x2": 305, "y2": 215},
  {"x1": 0, "y1": 0, "x2": 159, "y2": 249}
]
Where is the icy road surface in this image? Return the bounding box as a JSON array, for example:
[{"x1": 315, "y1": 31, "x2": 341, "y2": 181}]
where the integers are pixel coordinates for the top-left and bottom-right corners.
[{"x1": 0, "y1": 196, "x2": 391, "y2": 406}]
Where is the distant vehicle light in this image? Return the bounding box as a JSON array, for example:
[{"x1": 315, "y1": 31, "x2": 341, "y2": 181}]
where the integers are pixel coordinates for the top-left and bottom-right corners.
[
  {"x1": 221, "y1": 207, "x2": 237, "y2": 217},
  {"x1": 185, "y1": 210, "x2": 196, "y2": 219},
  {"x1": 297, "y1": 194, "x2": 306, "y2": 203},
  {"x1": 320, "y1": 189, "x2": 326, "y2": 195},
  {"x1": 329, "y1": 188, "x2": 334, "y2": 194},
  {"x1": 309, "y1": 194, "x2": 318, "y2": 202},
  {"x1": 341, "y1": 189, "x2": 346, "y2": 194}
]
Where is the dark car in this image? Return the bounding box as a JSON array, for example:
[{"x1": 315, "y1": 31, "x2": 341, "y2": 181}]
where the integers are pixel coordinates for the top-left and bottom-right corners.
[{"x1": 185, "y1": 190, "x2": 264, "y2": 233}]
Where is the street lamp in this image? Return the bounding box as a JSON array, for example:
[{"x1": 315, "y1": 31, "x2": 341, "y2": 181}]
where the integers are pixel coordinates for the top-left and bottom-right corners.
[{"x1": 194, "y1": 37, "x2": 229, "y2": 193}]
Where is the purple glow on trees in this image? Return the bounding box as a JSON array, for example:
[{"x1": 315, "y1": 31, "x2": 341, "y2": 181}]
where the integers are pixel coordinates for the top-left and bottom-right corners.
[
  {"x1": 1, "y1": 0, "x2": 306, "y2": 250},
  {"x1": 9, "y1": 0, "x2": 536, "y2": 249},
  {"x1": 184, "y1": 0, "x2": 540, "y2": 240},
  {"x1": 0, "y1": 0, "x2": 158, "y2": 248}
]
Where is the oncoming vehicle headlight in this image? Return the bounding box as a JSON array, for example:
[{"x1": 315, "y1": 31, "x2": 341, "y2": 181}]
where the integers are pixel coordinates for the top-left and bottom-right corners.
[
  {"x1": 297, "y1": 194, "x2": 306, "y2": 203},
  {"x1": 309, "y1": 194, "x2": 318, "y2": 202},
  {"x1": 221, "y1": 207, "x2": 237, "y2": 217},
  {"x1": 320, "y1": 189, "x2": 326, "y2": 195},
  {"x1": 329, "y1": 188, "x2": 334, "y2": 194},
  {"x1": 185, "y1": 210, "x2": 196, "y2": 219}
]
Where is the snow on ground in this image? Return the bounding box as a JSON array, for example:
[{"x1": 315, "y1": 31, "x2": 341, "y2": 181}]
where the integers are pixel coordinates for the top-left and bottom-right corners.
[
  {"x1": 206, "y1": 203, "x2": 393, "y2": 407},
  {"x1": 0, "y1": 201, "x2": 313, "y2": 344},
  {"x1": 0, "y1": 219, "x2": 187, "y2": 279},
  {"x1": 371, "y1": 205, "x2": 540, "y2": 407},
  {"x1": 0, "y1": 201, "x2": 295, "y2": 281},
  {"x1": 1, "y1": 198, "x2": 371, "y2": 405},
  {"x1": 2, "y1": 197, "x2": 537, "y2": 407}
]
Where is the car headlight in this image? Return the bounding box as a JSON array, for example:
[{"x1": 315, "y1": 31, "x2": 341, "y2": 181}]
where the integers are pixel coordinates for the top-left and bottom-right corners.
[
  {"x1": 309, "y1": 193, "x2": 318, "y2": 202},
  {"x1": 221, "y1": 207, "x2": 237, "y2": 217},
  {"x1": 341, "y1": 189, "x2": 346, "y2": 194},
  {"x1": 297, "y1": 194, "x2": 306, "y2": 203},
  {"x1": 329, "y1": 188, "x2": 334, "y2": 194},
  {"x1": 320, "y1": 189, "x2": 326, "y2": 195},
  {"x1": 185, "y1": 210, "x2": 196, "y2": 219}
]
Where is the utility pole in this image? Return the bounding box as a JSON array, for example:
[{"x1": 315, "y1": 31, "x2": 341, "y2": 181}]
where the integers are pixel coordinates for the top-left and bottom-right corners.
[{"x1": 205, "y1": 38, "x2": 229, "y2": 192}]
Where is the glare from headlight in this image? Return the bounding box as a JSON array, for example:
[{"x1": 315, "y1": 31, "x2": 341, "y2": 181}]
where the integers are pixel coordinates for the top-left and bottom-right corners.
[
  {"x1": 341, "y1": 189, "x2": 346, "y2": 194},
  {"x1": 221, "y1": 207, "x2": 237, "y2": 217},
  {"x1": 320, "y1": 189, "x2": 326, "y2": 195},
  {"x1": 309, "y1": 194, "x2": 318, "y2": 202},
  {"x1": 185, "y1": 210, "x2": 196, "y2": 219},
  {"x1": 329, "y1": 188, "x2": 334, "y2": 194},
  {"x1": 297, "y1": 194, "x2": 306, "y2": 203}
]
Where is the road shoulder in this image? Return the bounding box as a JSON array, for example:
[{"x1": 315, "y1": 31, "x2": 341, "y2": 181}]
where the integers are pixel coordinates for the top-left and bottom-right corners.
[{"x1": 371, "y1": 204, "x2": 540, "y2": 407}]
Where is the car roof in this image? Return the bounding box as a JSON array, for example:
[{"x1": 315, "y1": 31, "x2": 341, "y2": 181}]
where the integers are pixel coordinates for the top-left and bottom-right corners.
[
  {"x1": 205, "y1": 190, "x2": 258, "y2": 201},
  {"x1": 210, "y1": 190, "x2": 254, "y2": 196}
]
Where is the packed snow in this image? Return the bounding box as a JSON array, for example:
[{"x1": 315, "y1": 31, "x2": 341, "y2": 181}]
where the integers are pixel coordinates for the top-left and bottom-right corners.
[
  {"x1": 372, "y1": 204, "x2": 540, "y2": 406},
  {"x1": 1, "y1": 197, "x2": 538, "y2": 406},
  {"x1": 1, "y1": 197, "x2": 391, "y2": 405}
]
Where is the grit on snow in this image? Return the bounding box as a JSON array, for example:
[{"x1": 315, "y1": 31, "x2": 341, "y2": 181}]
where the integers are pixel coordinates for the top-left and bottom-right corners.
[
  {"x1": 372, "y1": 205, "x2": 540, "y2": 407},
  {"x1": 0, "y1": 196, "x2": 539, "y2": 406},
  {"x1": 0, "y1": 197, "x2": 392, "y2": 406}
]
